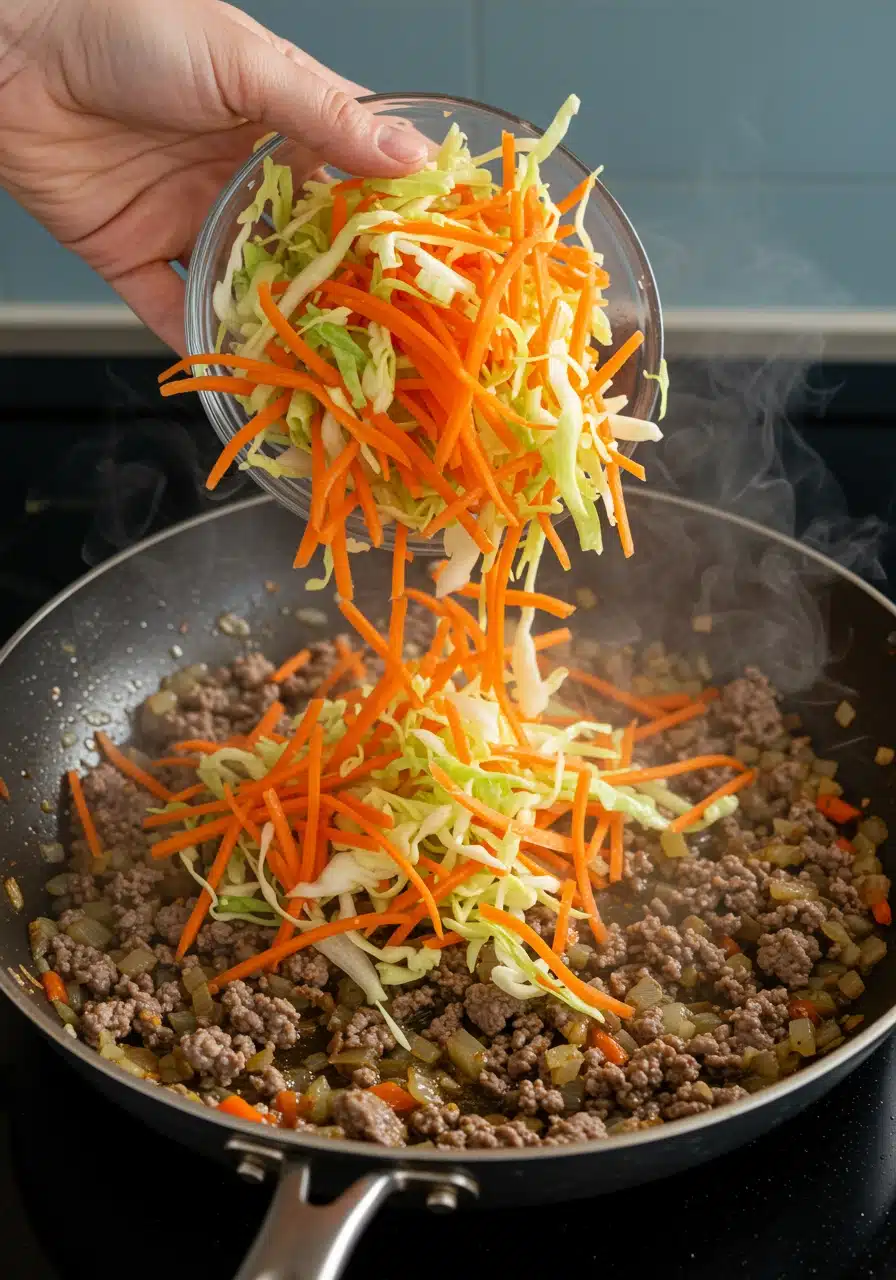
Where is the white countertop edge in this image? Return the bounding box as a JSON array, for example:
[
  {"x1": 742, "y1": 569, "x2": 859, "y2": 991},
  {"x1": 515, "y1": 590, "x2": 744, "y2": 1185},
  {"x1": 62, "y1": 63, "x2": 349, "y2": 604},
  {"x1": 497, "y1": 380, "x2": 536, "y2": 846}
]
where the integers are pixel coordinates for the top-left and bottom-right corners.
[{"x1": 0, "y1": 303, "x2": 893, "y2": 361}]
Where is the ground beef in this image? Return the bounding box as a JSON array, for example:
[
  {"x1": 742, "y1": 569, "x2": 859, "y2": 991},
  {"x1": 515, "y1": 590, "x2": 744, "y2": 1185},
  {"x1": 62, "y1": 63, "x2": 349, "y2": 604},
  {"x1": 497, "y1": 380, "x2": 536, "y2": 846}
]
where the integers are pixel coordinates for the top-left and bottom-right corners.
[
  {"x1": 715, "y1": 667, "x2": 784, "y2": 748},
  {"x1": 423, "y1": 1001, "x2": 464, "y2": 1047},
  {"x1": 81, "y1": 998, "x2": 136, "y2": 1047},
  {"x1": 328, "y1": 1006, "x2": 396, "y2": 1057},
  {"x1": 331, "y1": 1089, "x2": 406, "y2": 1147},
  {"x1": 81, "y1": 763, "x2": 153, "y2": 859},
  {"x1": 36, "y1": 651, "x2": 885, "y2": 1153},
  {"x1": 464, "y1": 982, "x2": 524, "y2": 1036},
  {"x1": 756, "y1": 927, "x2": 821, "y2": 988},
  {"x1": 50, "y1": 934, "x2": 118, "y2": 996},
  {"x1": 544, "y1": 1112, "x2": 609, "y2": 1145},
  {"x1": 250, "y1": 1064, "x2": 288, "y2": 1099},
  {"x1": 180, "y1": 1026, "x2": 250, "y2": 1086},
  {"x1": 221, "y1": 980, "x2": 304, "y2": 1049},
  {"x1": 431, "y1": 948, "x2": 474, "y2": 997},
  {"x1": 389, "y1": 984, "x2": 437, "y2": 1022},
  {"x1": 280, "y1": 950, "x2": 330, "y2": 988},
  {"x1": 516, "y1": 1078, "x2": 565, "y2": 1115}
]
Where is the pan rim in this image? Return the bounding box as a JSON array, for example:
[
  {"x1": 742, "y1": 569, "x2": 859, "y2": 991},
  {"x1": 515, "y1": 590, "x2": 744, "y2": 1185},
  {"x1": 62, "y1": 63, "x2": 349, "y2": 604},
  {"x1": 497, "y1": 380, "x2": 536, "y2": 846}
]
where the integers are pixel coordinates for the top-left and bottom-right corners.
[{"x1": 2, "y1": 491, "x2": 895, "y2": 1168}]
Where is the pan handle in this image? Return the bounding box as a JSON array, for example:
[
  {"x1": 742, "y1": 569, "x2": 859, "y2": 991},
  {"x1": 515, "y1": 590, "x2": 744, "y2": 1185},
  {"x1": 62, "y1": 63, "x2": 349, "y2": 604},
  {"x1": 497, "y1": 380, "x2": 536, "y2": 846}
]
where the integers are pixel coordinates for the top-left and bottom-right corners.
[{"x1": 229, "y1": 1140, "x2": 478, "y2": 1280}]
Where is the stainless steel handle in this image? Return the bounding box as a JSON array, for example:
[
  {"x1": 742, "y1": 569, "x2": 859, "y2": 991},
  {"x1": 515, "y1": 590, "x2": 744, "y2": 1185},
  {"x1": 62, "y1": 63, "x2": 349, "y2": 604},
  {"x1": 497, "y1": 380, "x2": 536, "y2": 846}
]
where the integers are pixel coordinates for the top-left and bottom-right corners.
[{"x1": 229, "y1": 1139, "x2": 477, "y2": 1280}]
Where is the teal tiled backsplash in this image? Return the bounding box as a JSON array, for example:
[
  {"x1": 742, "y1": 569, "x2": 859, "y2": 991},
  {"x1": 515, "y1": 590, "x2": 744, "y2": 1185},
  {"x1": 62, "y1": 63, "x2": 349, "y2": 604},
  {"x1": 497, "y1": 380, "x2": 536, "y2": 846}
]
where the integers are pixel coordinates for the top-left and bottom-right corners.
[{"x1": 2, "y1": 0, "x2": 894, "y2": 309}]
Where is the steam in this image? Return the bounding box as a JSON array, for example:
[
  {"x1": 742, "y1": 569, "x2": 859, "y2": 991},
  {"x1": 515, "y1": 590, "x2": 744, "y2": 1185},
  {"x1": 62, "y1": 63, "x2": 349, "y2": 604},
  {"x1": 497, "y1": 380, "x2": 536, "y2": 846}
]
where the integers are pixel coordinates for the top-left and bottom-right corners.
[
  {"x1": 79, "y1": 367, "x2": 248, "y2": 567},
  {"x1": 551, "y1": 345, "x2": 885, "y2": 698}
]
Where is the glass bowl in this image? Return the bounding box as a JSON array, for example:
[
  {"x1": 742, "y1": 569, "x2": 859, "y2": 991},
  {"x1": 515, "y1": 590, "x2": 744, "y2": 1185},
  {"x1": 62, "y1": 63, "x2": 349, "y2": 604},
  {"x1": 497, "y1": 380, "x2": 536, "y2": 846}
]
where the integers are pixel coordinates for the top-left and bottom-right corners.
[{"x1": 185, "y1": 92, "x2": 664, "y2": 548}]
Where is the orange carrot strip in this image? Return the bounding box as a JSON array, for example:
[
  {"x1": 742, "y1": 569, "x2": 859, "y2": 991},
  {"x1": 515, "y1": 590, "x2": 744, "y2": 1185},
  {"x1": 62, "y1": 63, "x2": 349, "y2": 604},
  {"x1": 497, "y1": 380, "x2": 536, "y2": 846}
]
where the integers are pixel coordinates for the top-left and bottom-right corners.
[
  {"x1": 612, "y1": 452, "x2": 647, "y2": 482},
  {"x1": 454, "y1": 583, "x2": 575, "y2": 619},
  {"x1": 588, "y1": 330, "x2": 645, "y2": 395},
  {"x1": 632, "y1": 700, "x2": 710, "y2": 742},
  {"x1": 569, "y1": 268, "x2": 596, "y2": 365},
  {"x1": 264, "y1": 788, "x2": 302, "y2": 883},
  {"x1": 206, "y1": 912, "x2": 410, "y2": 992},
  {"x1": 257, "y1": 282, "x2": 340, "y2": 386},
  {"x1": 538, "y1": 513, "x2": 571, "y2": 571},
  {"x1": 391, "y1": 523, "x2": 408, "y2": 600},
  {"x1": 602, "y1": 755, "x2": 747, "y2": 787},
  {"x1": 442, "y1": 698, "x2": 471, "y2": 765},
  {"x1": 95, "y1": 732, "x2": 173, "y2": 802},
  {"x1": 300, "y1": 724, "x2": 324, "y2": 883},
  {"x1": 271, "y1": 649, "x2": 312, "y2": 685},
  {"x1": 873, "y1": 900, "x2": 892, "y2": 926},
  {"x1": 563, "y1": 669, "x2": 664, "y2": 720},
  {"x1": 572, "y1": 770, "x2": 608, "y2": 945},
  {"x1": 430, "y1": 764, "x2": 573, "y2": 854},
  {"x1": 420, "y1": 930, "x2": 464, "y2": 950},
  {"x1": 552, "y1": 878, "x2": 577, "y2": 954},
  {"x1": 501, "y1": 131, "x2": 515, "y2": 191},
  {"x1": 42, "y1": 971, "x2": 68, "y2": 1004},
  {"x1": 143, "y1": 798, "x2": 229, "y2": 829},
  {"x1": 67, "y1": 770, "x2": 103, "y2": 859},
  {"x1": 351, "y1": 461, "x2": 383, "y2": 548},
  {"x1": 339, "y1": 600, "x2": 420, "y2": 707},
  {"x1": 422, "y1": 486, "x2": 484, "y2": 539},
  {"x1": 669, "y1": 770, "x2": 756, "y2": 833},
  {"x1": 323, "y1": 795, "x2": 442, "y2": 936},
  {"x1": 218, "y1": 1095, "x2": 265, "y2": 1123},
  {"x1": 175, "y1": 816, "x2": 242, "y2": 958},
  {"x1": 479, "y1": 904, "x2": 632, "y2": 1018},
  {"x1": 608, "y1": 813, "x2": 625, "y2": 883},
  {"x1": 589, "y1": 1027, "x2": 628, "y2": 1065},
  {"x1": 556, "y1": 174, "x2": 596, "y2": 215},
  {"x1": 606, "y1": 463, "x2": 634, "y2": 559},
  {"x1": 171, "y1": 783, "x2": 206, "y2": 803},
  {"x1": 247, "y1": 701, "x2": 285, "y2": 746},
  {"x1": 312, "y1": 440, "x2": 360, "y2": 529},
  {"x1": 330, "y1": 191, "x2": 348, "y2": 239},
  {"x1": 205, "y1": 392, "x2": 291, "y2": 490},
  {"x1": 313, "y1": 650, "x2": 363, "y2": 699}
]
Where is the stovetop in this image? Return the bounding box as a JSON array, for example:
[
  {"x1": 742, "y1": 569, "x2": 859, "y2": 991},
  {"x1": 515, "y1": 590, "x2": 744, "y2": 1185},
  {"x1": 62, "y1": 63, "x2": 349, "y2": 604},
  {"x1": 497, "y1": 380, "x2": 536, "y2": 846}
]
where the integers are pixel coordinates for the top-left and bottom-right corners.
[{"x1": 3, "y1": 356, "x2": 896, "y2": 1280}]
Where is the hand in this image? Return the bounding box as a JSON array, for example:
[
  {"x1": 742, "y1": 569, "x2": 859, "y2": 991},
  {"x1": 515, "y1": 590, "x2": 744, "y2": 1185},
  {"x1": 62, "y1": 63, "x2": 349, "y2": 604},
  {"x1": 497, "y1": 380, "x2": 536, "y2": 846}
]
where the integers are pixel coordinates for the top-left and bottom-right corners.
[{"x1": 0, "y1": 0, "x2": 428, "y2": 351}]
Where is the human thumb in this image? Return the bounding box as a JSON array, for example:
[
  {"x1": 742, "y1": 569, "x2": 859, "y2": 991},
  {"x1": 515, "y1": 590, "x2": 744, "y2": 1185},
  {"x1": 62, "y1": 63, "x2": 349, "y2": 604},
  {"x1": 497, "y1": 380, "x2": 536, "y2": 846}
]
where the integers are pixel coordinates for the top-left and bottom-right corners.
[{"x1": 208, "y1": 15, "x2": 430, "y2": 176}]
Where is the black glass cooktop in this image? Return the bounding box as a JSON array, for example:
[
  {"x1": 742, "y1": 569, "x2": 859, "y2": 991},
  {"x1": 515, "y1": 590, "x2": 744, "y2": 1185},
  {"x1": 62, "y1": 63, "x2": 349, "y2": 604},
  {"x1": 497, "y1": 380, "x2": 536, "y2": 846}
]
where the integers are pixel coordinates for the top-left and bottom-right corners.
[{"x1": 2, "y1": 356, "x2": 896, "y2": 1280}]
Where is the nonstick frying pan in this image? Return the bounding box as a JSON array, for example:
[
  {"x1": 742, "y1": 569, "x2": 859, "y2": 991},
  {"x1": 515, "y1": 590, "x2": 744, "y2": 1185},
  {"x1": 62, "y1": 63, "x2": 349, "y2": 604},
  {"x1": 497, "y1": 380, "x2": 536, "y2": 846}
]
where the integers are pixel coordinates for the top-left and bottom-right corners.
[{"x1": 1, "y1": 490, "x2": 894, "y2": 1280}]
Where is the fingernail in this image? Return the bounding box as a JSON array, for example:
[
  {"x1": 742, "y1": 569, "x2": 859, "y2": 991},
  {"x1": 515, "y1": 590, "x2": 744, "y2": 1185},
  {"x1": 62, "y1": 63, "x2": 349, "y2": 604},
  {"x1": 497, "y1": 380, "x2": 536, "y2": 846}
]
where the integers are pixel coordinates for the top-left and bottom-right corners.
[{"x1": 377, "y1": 125, "x2": 428, "y2": 165}]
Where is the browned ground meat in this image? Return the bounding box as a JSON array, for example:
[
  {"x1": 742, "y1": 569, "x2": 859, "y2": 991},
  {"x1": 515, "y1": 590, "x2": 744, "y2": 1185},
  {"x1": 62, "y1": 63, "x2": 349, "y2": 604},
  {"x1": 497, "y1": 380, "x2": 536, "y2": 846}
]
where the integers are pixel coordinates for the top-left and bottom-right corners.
[{"x1": 31, "y1": 648, "x2": 889, "y2": 1151}]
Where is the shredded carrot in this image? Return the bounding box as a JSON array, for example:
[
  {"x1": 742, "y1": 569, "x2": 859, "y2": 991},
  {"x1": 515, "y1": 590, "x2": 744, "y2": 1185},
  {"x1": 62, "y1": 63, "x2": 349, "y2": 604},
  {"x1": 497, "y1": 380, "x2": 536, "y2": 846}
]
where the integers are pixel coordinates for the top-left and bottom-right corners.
[
  {"x1": 391, "y1": 523, "x2": 408, "y2": 600},
  {"x1": 552, "y1": 878, "x2": 576, "y2": 954},
  {"x1": 608, "y1": 813, "x2": 625, "y2": 883},
  {"x1": 816, "y1": 794, "x2": 862, "y2": 824},
  {"x1": 41, "y1": 971, "x2": 68, "y2": 1004},
  {"x1": 669, "y1": 770, "x2": 757, "y2": 833},
  {"x1": 563, "y1": 669, "x2": 663, "y2": 720},
  {"x1": 431, "y1": 763, "x2": 572, "y2": 855},
  {"x1": 312, "y1": 649, "x2": 363, "y2": 699},
  {"x1": 589, "y1": 1026, "x2": 628, "y2": 1065},
  {"x1": 205, "y1": 392, "x2": 291, "y2": 491},
  {"x1": 606, "y1": 463, "x2": 634, "y2": 558},
  {"x1": 455, "y1": 583, "x2": 575, "y2": 619},
  {"x1": 632, "y1": 699, "x2": 710, "y2": 742},
  {"x1": 603, "y1": 755, "x2": 747, "y2": 787},
  {"x1": 420, "y1": 930, "x2": 464, "y2": 949},
  {"x1": 257, "y1": 282, "x2": 340, "y2": 387},
  {"x1": 207, "y1": 912, "x2": 409, "y2": 991},
  {"x1": 339, "y1": 599, "x2": 420, "y2": 707},
  {"x1": 479, "y1": 904, "x2": 632, "y2": 1017},
  {"x1": 538, "y1": 513, "x2": 571, "y2": 570},
  {"x1": 557, "y1": 173, "x2": 596, "y2": 215},
  {"x1": 501, "y1": 131, "x2": 515, "y2": 191},
  {"x1": 873, "y1": 900, "x2": 892, "y2": 926},
  {"x1": 571, "y1": 769, "x2": 608, "y2": 945},
  {"x1": 95, "y1": 732, "x2": 173, "y2": 803},
  {"x1": 67, "y1": 770, "x2": 103, "y2": 860},
  {"x1": 442, "y1": 697, "x2": 471, "y2": 765},
  {"x1": 247, "y1": 700, "x2": 285, "y2": 746},
  {"x1": 300, "y1": 724, "x2": 324, "y2": 883},
  {"x1": 588, "y1": 330, "x2": 645, "y2": 395},
  {"x1": 218, "y1": 1095, "x2": 265, "y2": 1123},
  {"x1": 176, "y1": 816, "x2": 242, "y2": 959},
  {"x1": 271, "y1": 648, "x2": 312, "y2": 685},
  {"x1": 275, "y1": 1089, "x2": 299, "y2": 1127},
  {"x1": 369, "y1": 1081, "x2": 418, "y2": 1112},
  {"x1": 263, "y1": 788, "x2": 302, "y2": 884}
]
